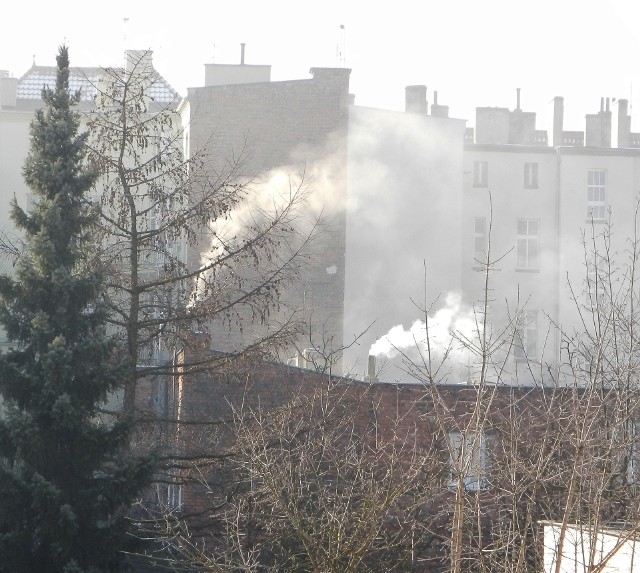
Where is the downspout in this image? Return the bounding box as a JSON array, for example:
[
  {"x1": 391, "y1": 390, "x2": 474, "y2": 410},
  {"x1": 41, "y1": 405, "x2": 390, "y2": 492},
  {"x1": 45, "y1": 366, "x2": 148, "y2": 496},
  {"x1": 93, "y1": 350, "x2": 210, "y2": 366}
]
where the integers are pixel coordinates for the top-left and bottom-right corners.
[{"x1": 554, "y1": 146, "x2": 562, "y2": 380}]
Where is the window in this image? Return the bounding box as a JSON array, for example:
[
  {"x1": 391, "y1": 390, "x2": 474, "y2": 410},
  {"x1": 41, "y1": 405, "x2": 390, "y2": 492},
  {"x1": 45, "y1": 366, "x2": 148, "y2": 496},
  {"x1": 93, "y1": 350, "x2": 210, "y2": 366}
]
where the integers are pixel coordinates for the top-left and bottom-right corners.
[
  {"x1": 524, "y1": 162, "x2": 538, "y2": 189},
  {"x1": 587, "y1": 169, "x2": 607, "y2": 220},
  {"x1": 516, "y1": 219, "x2": 539, "y2": 270},
  {"x1": 448, "y1": 430, "x2": 492, "y2": 491},
  {"x1": 474, "y1": 217, "x2": 487, "y2": 265},
  {"x1": 473, "y1": 160, "x2": 488, "y2": 187},
  {"x1": 160, "y1": 475, "x2": 183, "y2": 512},
  {"x1": 515, "y1": 310, "x2": 537, "y2": 361}
]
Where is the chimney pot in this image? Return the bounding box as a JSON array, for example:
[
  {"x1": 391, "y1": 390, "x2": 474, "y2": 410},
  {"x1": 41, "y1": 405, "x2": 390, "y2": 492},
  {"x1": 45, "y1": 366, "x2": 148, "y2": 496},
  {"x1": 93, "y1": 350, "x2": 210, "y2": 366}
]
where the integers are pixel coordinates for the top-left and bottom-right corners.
[
  {"x1": 240, "y1": 43, "x2": 246, "y2": 65},
  {"x1": 516, "y1": 87, "x2": 521, "y2": 110}
]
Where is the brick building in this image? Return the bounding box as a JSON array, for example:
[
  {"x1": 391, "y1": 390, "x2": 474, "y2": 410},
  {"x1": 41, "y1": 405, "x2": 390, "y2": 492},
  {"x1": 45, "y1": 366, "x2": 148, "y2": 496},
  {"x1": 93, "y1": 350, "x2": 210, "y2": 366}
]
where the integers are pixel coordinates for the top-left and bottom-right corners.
[
  {"x1": 135, "y1": 338, "x2": 639, "y2": 571},
  {"x1": 178, "y1": 60, "x2": 351, "y2": 369}
]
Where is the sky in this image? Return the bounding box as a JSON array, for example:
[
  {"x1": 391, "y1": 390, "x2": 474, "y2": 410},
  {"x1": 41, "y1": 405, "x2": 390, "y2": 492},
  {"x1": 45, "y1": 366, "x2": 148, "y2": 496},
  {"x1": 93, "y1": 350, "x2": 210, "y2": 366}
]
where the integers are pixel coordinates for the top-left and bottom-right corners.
[{"x1": 3, "y1": 0, "x2": 640, "y2": 132}]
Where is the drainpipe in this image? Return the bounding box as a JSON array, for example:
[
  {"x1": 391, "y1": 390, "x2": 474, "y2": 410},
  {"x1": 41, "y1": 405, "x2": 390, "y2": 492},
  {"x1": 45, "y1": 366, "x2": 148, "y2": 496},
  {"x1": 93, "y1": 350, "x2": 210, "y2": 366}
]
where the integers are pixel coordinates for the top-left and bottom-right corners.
[{"x1": 554, "y1": 146, "x2": 562, "y2": 381}]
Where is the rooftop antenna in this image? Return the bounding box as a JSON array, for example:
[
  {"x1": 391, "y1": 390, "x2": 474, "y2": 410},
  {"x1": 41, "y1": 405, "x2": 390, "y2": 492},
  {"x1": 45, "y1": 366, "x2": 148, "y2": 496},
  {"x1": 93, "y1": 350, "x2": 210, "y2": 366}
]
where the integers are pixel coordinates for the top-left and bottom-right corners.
[{"x1": 336, "y1": 24, "x2": 346, "y2": 67}]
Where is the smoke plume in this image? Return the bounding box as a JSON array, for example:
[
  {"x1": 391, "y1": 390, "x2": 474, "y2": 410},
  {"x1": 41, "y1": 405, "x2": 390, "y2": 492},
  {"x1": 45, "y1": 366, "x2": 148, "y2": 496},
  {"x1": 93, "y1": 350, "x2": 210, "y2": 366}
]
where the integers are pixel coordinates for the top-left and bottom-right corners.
[{"x1": 369, "y1": 292, "x2": 480, "y2": 363}]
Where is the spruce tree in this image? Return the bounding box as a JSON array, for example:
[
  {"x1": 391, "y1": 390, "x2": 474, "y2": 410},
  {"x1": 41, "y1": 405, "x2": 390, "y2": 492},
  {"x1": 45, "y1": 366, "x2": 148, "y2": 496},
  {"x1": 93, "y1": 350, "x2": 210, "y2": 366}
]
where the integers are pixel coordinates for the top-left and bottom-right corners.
[{"x1": 0, "y1": 46, "x2": 152, "y2": 573}]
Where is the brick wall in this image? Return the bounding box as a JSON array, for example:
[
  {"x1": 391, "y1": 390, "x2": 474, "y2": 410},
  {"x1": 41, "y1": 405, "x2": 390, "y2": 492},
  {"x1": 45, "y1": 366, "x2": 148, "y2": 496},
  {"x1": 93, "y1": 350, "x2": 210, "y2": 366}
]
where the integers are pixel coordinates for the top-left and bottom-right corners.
[
  {"x1": 184, "y1": 68, "x2": 351, "y2": 369},
  {"x1": 138, "y1": 342, "x2": 621, "y2": 571}
]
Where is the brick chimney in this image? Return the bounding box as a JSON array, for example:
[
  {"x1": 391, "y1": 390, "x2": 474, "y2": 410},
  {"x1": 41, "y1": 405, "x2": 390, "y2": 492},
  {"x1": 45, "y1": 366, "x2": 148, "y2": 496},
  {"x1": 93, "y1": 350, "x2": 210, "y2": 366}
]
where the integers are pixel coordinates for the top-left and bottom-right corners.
[
  {"x1": 405, "y1": 85, "x2": 427, "y2": 114},
  {"x1": 125, "y1": 50, "x2": 154, "y2": 77},
  {"x1": 365, "y1": 354, "x2": 378, "y2": 383},
  {"x1": 585, "y1": 97, "x2": 612, "y2": 148},
  {"x1": 553, "y1": 96, "x2": 564, "y2": 146},
  {"x1": 0, "y1": 71, "x2": 17, "y2": 108},
  {"x1": 618, "y1": 98, "x2": 631, "y2": 148},
  {"x1": 431, "y1": 90, "x2": 450, "y2": 118}
]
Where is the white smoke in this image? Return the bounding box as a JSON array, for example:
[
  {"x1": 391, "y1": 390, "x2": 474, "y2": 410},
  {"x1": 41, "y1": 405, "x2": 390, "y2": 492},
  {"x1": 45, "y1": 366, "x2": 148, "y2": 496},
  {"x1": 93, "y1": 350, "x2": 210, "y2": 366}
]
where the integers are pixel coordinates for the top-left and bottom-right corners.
[{"x1": 369, "y1": 292, "x2": 481, "y2": 362}]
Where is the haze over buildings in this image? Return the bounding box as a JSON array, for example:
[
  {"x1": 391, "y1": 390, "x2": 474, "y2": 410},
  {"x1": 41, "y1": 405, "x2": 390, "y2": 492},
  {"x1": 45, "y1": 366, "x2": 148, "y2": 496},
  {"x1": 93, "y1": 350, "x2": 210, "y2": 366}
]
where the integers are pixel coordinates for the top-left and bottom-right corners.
[
  {"x1": 3, "y1": 42, "x2": 640, "y2": 385},
  {"x1": 3, "y1": 0, "x2": 640, "y2": 131}
]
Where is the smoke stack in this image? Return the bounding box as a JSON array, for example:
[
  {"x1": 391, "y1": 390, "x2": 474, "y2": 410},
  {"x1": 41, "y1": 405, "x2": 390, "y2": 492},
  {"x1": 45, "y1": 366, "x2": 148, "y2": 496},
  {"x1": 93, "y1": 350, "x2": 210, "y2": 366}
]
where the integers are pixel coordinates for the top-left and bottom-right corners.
[
  {"x1": 553, "y1": 96, "x2": 564, "y2": 146},
  {"x1": 365, "y1": 354, "x2": 377, "y2": 383},
  {"x1": 240, "y1": 43, "x2": 246, "y2": 65}
]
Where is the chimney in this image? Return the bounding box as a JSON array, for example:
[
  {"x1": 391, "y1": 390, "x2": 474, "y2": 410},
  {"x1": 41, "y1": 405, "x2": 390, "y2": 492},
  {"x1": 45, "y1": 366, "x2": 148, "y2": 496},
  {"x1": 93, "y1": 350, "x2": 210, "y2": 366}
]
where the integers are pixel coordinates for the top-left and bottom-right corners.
[
  {"x1": 240, "y1": 43, "x2": 246, "y2": 65},
  {"x1": 405, "y1": 85, "x2": 427, "y2": 114},
  {"x1": 0, "y1": 72, "x2": 17, "y2": 108},
  {"x1": 365, "y1": 355, "x2": 378, "y2": 383},
  {"x1": 602, "y1": 98, "x2": 612, "y2": 148},
  {"x1": 618, "y1": 98, "x2": 631, "y2": 148},
  {"x1": 516, "y1": 87, "x2": 521, "y2": 110},
  {"x1": 431, "y1": 90, "x2": 450, "y2": 118},
  {"x1": 125, "y1": 50, "x2": 153, "y2": 76},
  {"x1": 586, "y1": 97, "x2": 612, "y2": 148},
  {"x1": 553, "y1": 96, "x2": 564, "y2": 146}
]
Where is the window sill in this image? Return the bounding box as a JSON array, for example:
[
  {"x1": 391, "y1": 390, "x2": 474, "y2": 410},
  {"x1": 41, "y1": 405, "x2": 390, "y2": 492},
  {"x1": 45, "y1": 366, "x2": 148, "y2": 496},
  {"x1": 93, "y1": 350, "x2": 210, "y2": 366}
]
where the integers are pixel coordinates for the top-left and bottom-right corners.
[
  {"x1": 515, "y1": 267, "x2": 540, "y2": 273},
  {"x1": 586, "y1": 219, "x2": 607, "y2": 224}
]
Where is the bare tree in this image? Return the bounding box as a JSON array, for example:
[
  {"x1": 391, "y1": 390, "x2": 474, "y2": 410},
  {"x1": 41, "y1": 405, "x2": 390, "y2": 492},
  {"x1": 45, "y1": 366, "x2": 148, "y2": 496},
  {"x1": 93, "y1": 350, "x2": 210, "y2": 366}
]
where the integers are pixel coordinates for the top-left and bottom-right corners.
[
  {"x1": 133, "y1": 378, "x2": 447, "y2": 572},
  {"x1": 83, "y1": 51, "x2": 313, "y2": 419}
]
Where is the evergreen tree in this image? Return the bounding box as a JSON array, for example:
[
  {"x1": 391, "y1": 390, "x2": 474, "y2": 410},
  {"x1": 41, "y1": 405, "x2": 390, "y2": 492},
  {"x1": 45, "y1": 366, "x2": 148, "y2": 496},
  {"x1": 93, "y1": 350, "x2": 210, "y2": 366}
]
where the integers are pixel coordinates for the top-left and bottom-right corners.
[{"x1": 0, "y1": 46, "x2": 153, "y2": 573}]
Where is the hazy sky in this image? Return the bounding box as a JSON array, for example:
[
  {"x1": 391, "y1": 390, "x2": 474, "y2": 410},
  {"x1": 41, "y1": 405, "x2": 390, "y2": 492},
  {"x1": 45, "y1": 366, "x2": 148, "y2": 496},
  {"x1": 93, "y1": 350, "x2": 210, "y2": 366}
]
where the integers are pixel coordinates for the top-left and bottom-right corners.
[{"x1": 4, "y1": 0, "x2": 640, "y2": 131}]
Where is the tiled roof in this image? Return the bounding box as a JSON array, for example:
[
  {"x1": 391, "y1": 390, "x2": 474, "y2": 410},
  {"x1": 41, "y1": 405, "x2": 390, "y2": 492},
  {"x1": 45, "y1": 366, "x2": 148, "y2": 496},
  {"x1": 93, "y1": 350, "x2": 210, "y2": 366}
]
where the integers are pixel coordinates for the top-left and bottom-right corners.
[{"x1": 16, "y1": 65, "x2": 180, "y2": 103}]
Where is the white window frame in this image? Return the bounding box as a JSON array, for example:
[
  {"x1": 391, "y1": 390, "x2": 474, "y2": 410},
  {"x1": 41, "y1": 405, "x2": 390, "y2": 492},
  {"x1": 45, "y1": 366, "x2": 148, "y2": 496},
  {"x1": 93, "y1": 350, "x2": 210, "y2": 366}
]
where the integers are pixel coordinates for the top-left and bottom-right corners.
[
  {"x1": 514, "y1": 309, "x2": 538, "y2": 362},
  {"x1": 516, "y1": 219, "x2": 540, "y2": 270},
  {"x1": 473, "y1": 160, "x2": 488, "y2": 188},
  {"x1": 474, "y1": 217, "x2": 487, "y2": 266},
  {"x1": 524, "y1": 162, "x2": 538, "y2": 189},
  {"x1": 587, "y1": 168, "x2": 607, "y2": 221},
  {"x1": 167, "y1": 482, "x2": 183, "y2": 512},
  {"x1": 448, "y1": 430, "x2": 492, "y2": 491}
]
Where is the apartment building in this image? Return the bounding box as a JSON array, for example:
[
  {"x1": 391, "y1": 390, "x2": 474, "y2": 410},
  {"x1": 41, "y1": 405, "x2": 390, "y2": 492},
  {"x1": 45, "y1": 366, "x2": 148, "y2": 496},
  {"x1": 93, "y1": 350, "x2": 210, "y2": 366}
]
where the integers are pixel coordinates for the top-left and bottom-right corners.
[
  {"x1": 463, "y1": 95, "x2": 640, "y2": 385},
  {"x1": 0, "y1": 52, "x2": 178, "y2": 267},
  {"x1": 3, "y1": 48, "x2": 640, "y2": 385}
]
